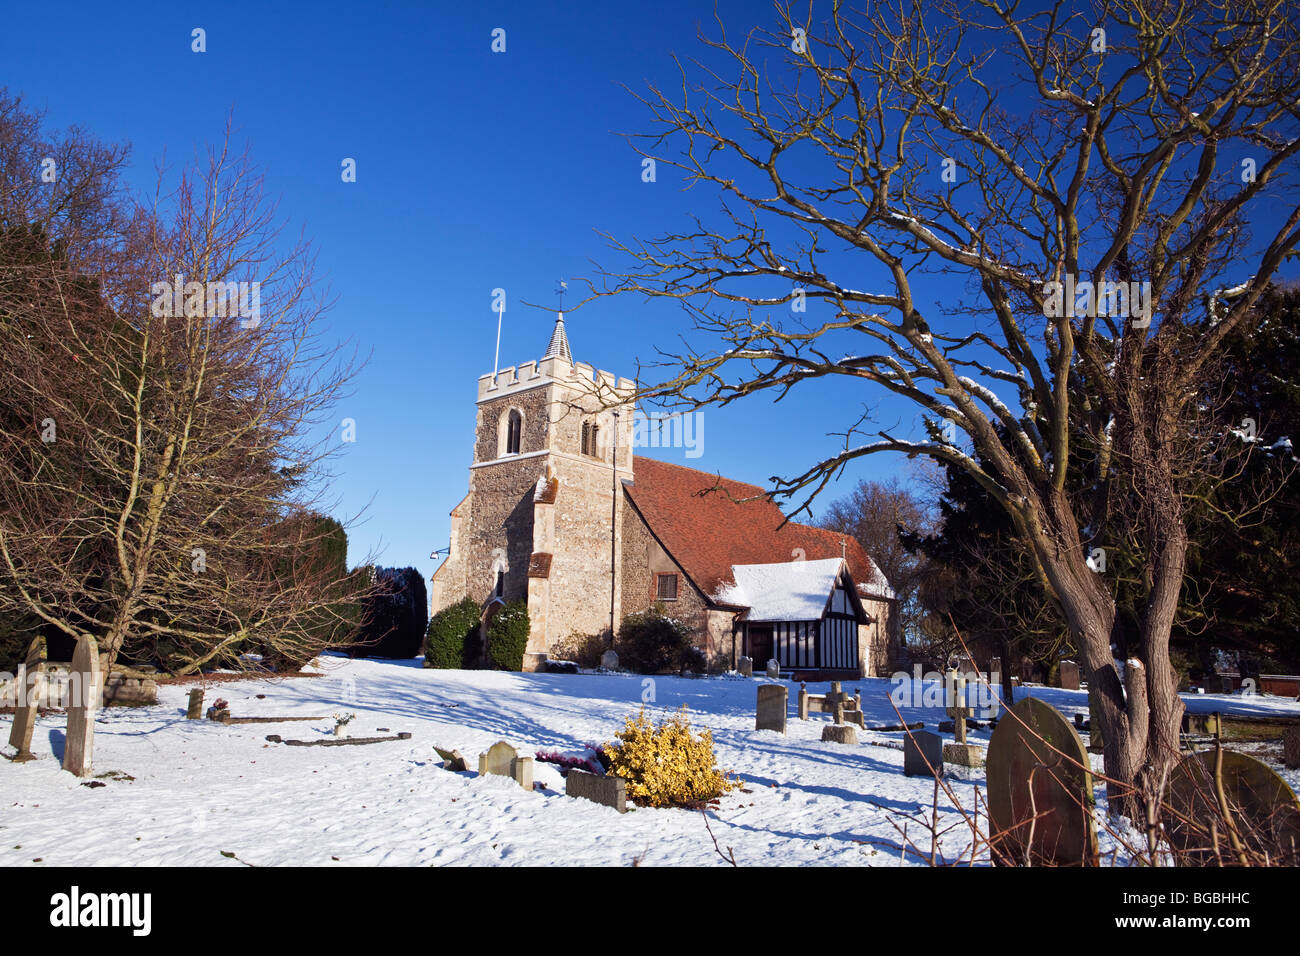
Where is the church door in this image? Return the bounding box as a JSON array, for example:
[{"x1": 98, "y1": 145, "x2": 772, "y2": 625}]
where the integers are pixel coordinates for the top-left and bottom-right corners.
[{"x1": 748, "y1": 624, "x2": 774, "y2": 667}]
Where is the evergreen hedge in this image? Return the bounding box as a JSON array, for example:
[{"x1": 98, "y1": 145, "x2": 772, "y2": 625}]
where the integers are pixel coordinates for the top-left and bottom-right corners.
[
  {"x1": 487, "y1": 600, "x2": 530, "y2": 671},
  {"x1": 425, "y1": 597, "x2": 481, "y2": 669}
]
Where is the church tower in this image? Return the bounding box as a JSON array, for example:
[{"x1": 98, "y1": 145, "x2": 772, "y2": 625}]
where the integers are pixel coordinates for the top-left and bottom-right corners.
[{"x1": 430, "y1": 315, "x2": 636, "y2": 670}]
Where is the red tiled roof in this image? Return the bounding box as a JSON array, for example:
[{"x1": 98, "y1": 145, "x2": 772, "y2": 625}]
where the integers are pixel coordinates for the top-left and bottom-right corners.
[{"x1": 625, "y1": 456, "x2": 883, "y2": 602}]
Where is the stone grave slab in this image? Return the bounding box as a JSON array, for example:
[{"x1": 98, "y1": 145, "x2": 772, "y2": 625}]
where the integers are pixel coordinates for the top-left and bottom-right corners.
[
  {"x1": 62, "y1": 635, "x2": 102, "y2": 778},
  {"x1": 8, "y1": 636, "x2": 46, "y2": 761},
  {"x1": 1058, "y1": 660, "x2": 1081, "y2": 691},
  {"x1": 755, "y1": 684, "x2": 788, "y2": 734},
  {"x1": 903, "y1": 730, "x2": 943, "y2": 777},
  {"x1": 566, "y1": 769, "x2": 628, "y2": 813}
]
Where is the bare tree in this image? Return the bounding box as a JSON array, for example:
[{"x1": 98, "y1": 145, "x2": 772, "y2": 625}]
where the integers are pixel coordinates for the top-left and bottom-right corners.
[
  {"x1": 819, "y1": 476, "x2": 934, "y2": 642},
  {"x1": 588, "y1": 1, "x2": 1300, "y2": 809},
  {"x1": 0, "y1": 108, "x2": 370, "y2": 674}
]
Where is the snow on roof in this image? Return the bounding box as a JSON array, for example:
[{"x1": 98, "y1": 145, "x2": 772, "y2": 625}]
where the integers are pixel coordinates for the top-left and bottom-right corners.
[
  {"x1": 714, "y1": 558, "x2": 847, "y2": 622},
  {"x1": 859, "y1": 562, "x2": 896, "y2": 600}
]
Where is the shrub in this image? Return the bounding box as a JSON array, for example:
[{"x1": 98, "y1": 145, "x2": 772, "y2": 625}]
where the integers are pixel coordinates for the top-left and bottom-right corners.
[
  {"x1": 351, "y1": 566, "x2": 429, "y2": 659},
  {"x1": 425, "y1": 597, "x2": 481, "y2": 669},
  {"x1": 617, "y1": 604, "x2": 695, "y2": 674},
  {"x1": 487, "y1": 600, "x2": 530, "y2": 671},
  {"x1": 679, "y1": 645, "x2": 707, "y2": 674},
  {"x1": 551, "y1": 631, "x2": 606, "y2": 669},
  {"x1": 604, "y1": 706, "x2": 739, "y2": 808}
]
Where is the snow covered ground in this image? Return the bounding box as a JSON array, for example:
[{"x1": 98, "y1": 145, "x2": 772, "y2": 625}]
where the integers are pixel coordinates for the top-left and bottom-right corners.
[{"x1": 3, "y1": 656, "x2": 1299, "y2": 867}]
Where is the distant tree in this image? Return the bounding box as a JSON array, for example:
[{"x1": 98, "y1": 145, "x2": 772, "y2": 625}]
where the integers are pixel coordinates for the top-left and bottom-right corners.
[{"x1": 819, "y1": 477, "x2": 934, "y2": 643}]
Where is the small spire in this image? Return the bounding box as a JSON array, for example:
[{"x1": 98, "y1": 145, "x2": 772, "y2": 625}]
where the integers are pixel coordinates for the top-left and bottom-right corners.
[{"x1": 544, "y1": 313, "x2": 572, "y2": 362}]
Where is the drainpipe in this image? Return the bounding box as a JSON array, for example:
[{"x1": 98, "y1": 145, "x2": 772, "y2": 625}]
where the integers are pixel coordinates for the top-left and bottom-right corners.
[{"x1": 609, "y1": 409, "x2": 619, "y2": 647}]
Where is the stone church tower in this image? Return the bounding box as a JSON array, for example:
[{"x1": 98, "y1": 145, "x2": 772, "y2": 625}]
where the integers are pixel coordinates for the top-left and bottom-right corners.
[{"x1": 430, "y1": 316, "x2": 636, "y2": 670}]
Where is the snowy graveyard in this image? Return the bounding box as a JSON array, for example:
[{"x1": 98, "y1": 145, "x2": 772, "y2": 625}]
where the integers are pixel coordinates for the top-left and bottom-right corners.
[{"x1": 4, "y1": 654, "x2": 1300, "y2": 866}]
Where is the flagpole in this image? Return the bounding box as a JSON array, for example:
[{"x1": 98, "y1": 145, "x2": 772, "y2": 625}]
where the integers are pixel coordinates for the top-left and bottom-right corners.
[{"x1": 493, "y1": 300, "x2": 504, "y2": 382}]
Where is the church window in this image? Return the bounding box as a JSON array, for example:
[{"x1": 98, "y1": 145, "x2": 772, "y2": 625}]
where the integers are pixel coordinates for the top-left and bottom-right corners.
[
  {"x1": 656, "y1": 573, "x2": 678, "y2": 601},
  {"x1": 506, "y1": 409, "x2": 522, "y2": 455},
  {"x1": 495, "y1": 569, "x2": 505, "y2": 598},
  {"x1": 581, "y1": 420, "x2": 600, "y2": 457}
]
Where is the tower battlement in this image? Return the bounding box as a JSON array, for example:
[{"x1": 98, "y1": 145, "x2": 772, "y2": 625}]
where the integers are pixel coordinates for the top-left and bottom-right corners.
[{"x1": 477, "y1": 357, "x2": 636, "y2": 403}]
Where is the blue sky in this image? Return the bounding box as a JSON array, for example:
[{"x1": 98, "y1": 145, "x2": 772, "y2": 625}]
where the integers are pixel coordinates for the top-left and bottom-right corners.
[
  {"x1": 1, "y1": 1, "x2": 915, "y2": 587},
  {"x1": 4, "y1": 2, "x2": 1294, "y2": 589}
]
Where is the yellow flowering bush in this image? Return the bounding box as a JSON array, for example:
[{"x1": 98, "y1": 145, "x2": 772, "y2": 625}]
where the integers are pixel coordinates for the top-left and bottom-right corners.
[{"x1": 604, "y1": 706, "x2": 740, "y2": 808}]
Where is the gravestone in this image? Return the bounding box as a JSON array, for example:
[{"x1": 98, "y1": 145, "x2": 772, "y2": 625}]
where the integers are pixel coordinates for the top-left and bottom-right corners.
[
  {"x1": 478, "y1": 740, "x2": 533, "y2": 791},
  {"x1": 824, "y1": 681, "x2": 847, "y2": 709},
  {"x1": 566, "y1": 769, "x2": 627, "y2": 812},
  {"x1": 903, "y1": 730, "x2": 944, "y2": 777},
  {"x1": 600, "y1": 649, "x2": 619, "y2": 671},
  {"x1": 737, "y1": 656, "x2": 753, "y2": 678},
  {"x1": 755, "y1": 684, "x2": 788, "y2": 734},
  {"x1": 1182, "y1": 712, "x2": 1222, "y2": 737},
  {"x1": 1284, "y1": 727, "x2": 1300, "y2": 770},
  {"x1": 8, "y1": 636, "x2": 46, "y2": 761},
  {"x1": 1058, "y1": 661, "x2": 1081, "y2": 691},
  {"x1": 765, "y1": 658, "x2": 781, "y2": 679},
  {"x1": 62, "y1": 635, "x2": 102, "y2": 778},
  {"x1": 186, "y1": 688, "x2": 205, "y2": 720},
  {"x1": 1165, "y1": 749, "x2": 1300, "y2": 866},
  {"x1": 822, "y1": 724, "x2": 858, "y2": 745},
  {"x1": 435, "y1": 746, "x2": 470, "y2": 772},
  {"x1": 987, "y1": 696, "x2": 1097, "y2": 866}
]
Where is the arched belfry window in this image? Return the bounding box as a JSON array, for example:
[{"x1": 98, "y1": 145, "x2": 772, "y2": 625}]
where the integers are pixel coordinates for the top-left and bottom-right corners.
[{"x1": 505, "y1": 409, "x2": 522, "y2": 455}]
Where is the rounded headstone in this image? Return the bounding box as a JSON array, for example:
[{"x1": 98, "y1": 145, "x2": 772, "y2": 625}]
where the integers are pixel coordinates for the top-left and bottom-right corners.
[
  {"x1": 1164, "y1": 749, "x2": 1300, "y2": 866},
  {"x1": 600, "y1": 649, "x2": 619, "y2": 671},
  {"x1": 765, "y1": 658, "x2": 781, "y2": 679},
  {"x1": 987, "y1": 696, "x2": 1097, "y2": 866}
]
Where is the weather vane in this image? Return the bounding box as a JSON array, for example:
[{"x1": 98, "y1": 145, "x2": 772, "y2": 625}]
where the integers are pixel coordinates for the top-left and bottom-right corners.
[{"x1": 556, "y1": 278, "x2": 567, "y2": 312}]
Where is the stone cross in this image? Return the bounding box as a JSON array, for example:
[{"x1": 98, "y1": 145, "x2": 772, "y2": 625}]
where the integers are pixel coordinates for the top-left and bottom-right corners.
[
  {"x1": 946, "y1": 674, "x2": 972, "y2": 744},
  {"x1": 62, "y1": 635, "x2": 101, "y2": 778},
  {"x1": 824, "y1": 681, "x2": 848, "y2": 712},
  {"x1": 8, "y1": 636, "x2": 46, "y2": 762}
]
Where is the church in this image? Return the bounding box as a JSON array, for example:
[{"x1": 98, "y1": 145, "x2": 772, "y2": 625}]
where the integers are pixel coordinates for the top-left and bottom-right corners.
[{"x1": 429, "y1": 315, "x2": 900, "y2": 679}]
